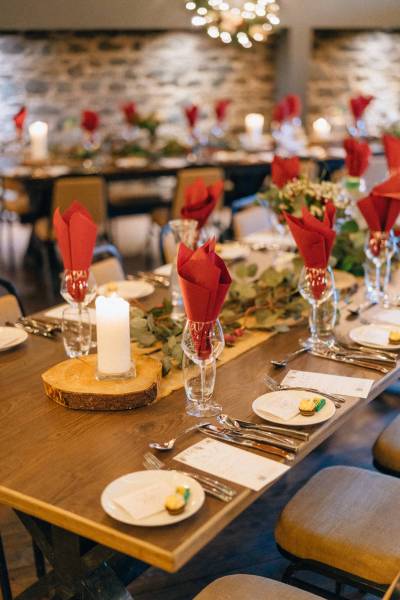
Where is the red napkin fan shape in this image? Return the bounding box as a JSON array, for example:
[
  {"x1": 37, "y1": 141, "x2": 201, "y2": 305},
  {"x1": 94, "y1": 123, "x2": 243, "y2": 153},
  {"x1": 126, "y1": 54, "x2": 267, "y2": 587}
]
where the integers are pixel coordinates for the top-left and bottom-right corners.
[
  {"x1": 13, "y1": 106, "x2": 27, "y2": 133},
  {"x1": 350, "y1": 95, "x2": 374, "y2": 122},
  {"x1": 273, "y1": 95, "x2": 302, "y2": 123},
  {"x1": 53, "y1": 201, "x2": 97, "y2": 302},
  {"x1": 383, "y1": 134, "x2": 400, "y2": 175},
  {"x1": 184, "y1": 105, "x2": 199, "y2": 129},
  {"x1": 177, "y1": 239, "x2": 232, "y2": 359},
  {"x1": 81, "y1": 110, "x2": 100, "y2": 134},
  {"x1": 181, "y1": 179, "x2": 224, "y2": 229},
  {"x1": 271, "y1": 156, "x2": 300, "y2": 188},
  {"x1": 122, "y1": 102, "x2": 137, "y2": 126},
  {"x1": 343, "y1": 138, "x2": 371, "y2": 177},
  {"x1": 284, "y1": 203, "x2": 336, "y2": 299},
  {"x1": 215, "y1": 99, "x2": 231, "y2": 123}
]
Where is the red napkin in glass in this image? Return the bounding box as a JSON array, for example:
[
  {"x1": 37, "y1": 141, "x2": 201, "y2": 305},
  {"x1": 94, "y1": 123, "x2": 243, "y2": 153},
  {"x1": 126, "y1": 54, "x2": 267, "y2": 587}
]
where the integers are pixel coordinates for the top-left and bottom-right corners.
[
  {"x1": 122, "y1": 102, "x2": 137, "y2": 126},
  {"x1": 344, "y1": 138, "x2": 371, "y2": 177},
  {"x1": 184, "y1": 105, "x2": 199, "y2": 129},
  {"x1": 350, "y1": 95, "x2": 373, "y2": 121},
  {"x1": 13, "y1": 106, "x2": 27, "y2": 133},
  {"x1": 286, "y1": 94, "x2": 302, "y2": 119},
  {"x1": 215, "y1": 99, "x2": 230, "y2": 122},
  {"x1": 284, "y1": 203, "x2": 336, "y2": 299},
  {"x1": 177, "y1": 239, "x2": 232, "y2": 358},
  {"x1": 53, "y1": 201, "x2": 97, "y2": 301},
  {"x1": 81, "y1": 110, "x2": 100, "y2": 133},
  {"x1": 383, "y1": 134, "x2": 400, "y2": 174},
  {"x1": 181, "y1": 179, "x2": 224, "y2": 229},
  {"x1": 272, "y1": 156, "x2": 300, "y2": 188}
]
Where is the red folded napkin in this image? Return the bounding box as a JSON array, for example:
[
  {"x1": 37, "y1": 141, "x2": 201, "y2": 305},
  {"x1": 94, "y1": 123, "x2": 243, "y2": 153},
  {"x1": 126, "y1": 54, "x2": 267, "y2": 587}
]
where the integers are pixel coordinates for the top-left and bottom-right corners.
[
  {"x1": 383, "y1": 134, "x2": 400, "y2": 174},
  {"x1": 184, "y1": 105, "x2": 199, "y2": 129},
  {"x1": 344, "y1": 138, "x2": 371, "y2": 177},
  {"x1": 271, "y1": 156, "x2": 300, "y2": 188},
  {"x1": 122, "y1": 102, "x2": 137, "y2": 126},
  {"x1": 181, "y1": 179, "x2": 224, "y2": 229},
  {"x1": 53, "y1": 201, "x2": 97, "y2": 302},
  {"x1": 13, "y1": 106, "x2": 27, "y2": 134},
  {"x1": 350, "y1": 95, "x2": 373, "y2": 121},
  {"x1": 215, "y1": 99, "x2": 230, "y2": 123},
  {"x1": 284, "y1": 203, "x2": 336, "y2": 299},
  {"x1": 81, "y1": 110, "x2": 100, "y2": 134},
  {"x1": 272, "y1": 95, "x2": 302, "y2": 123},
  {"x1": 177, "y1": 239, "x2": 232, "y2": 358}
]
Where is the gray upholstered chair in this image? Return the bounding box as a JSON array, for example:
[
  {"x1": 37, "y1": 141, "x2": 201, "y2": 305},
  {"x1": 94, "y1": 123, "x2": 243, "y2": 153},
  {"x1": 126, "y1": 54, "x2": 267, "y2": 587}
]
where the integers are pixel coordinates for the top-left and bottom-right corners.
[{"x1": 373, "y1": 415, "x2": 400, "y2": 475}]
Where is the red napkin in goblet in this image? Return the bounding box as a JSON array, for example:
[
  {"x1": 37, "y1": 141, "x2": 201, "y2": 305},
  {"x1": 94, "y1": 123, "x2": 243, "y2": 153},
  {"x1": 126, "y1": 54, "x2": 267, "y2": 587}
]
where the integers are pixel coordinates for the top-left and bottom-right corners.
[
  {"x1": 215, "y1": 99, "x2": 230, "y2": 123},
  {"x1": 284, "y1": 203, "x2": 336, "y2": 299},
  {"x1": 177, "y1": 239, "x2": 232, "y2": 358},
  {"x1": 383, "y1": 134, "x2": 400, "y2": 175},
  {"x1": 344, "y1": 138, "x2": 371, "y2": 177},
  {"x1": 286, "y1": 94, "x2": 302, "y2": 119},
  {"x1": 350, "y1": 95, "x2": 373, "y2": 122},
  {"x1": 271, "y1": 156, "x2": 300, "y2": 188},
  {"x1": 13, "y1": 106, "x2": 27, "y2": 134},
  {"x1": 184, "y1": 105, "x2": 199, "y2": 129},
  {"x1": 181, "y1": 179, "x2": 224, "y2": 229},
  {"x1": 122, "y1": 102, "x2": 137, "y2": 126},
  {"x1": 53, "y1": 201, "x2": 97, "y2": 302},
  {"x1": 81, "y1": 110, "x2": 100, "y2": 134}
]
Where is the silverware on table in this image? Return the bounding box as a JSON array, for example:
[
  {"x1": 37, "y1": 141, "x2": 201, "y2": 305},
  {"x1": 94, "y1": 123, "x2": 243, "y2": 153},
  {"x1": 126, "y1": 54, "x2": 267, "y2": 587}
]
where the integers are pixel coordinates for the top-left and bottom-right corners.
[
  {"x1": 7, "y1": 321, "x2": 57, "y2": 340},
  {"x1": 217, "y1": 415, "x2": 302, "y2": 449},
  {"x1": 143, "y1": 452, "x2": 236, "y2": 502},
  {"x1": 333, "y1": 339, "x2": 397, "y2": 361},
  {"x1": 19, "y1": 317, "x2": 61, "y2": 334},
  {"x1": 128, "y1": 272, "x2": 170, "y2": 288},
  {"x1": 264, "y1": 374, "x2": 346, "y2": 407},
  {"x1": 149, "y1": 422, "x2": 209, "y2": 451},
  {"x1": 270, "y1": 345, "x2": 309, "y2": 368},
  {"x1": 346, "y1": 301, "x2": 377, "y2": 319},
  {"x1": 222, "y1": 417, "x2": 310, "y2": 441},
  {"x1": 310, "y1": 349, "x2": 390, "y2": 373},
  {"x1": 330, "y1": 343, "x2": 396, "y2": 365},
  {"x1": 205, "y1": 422, "x2": 300, "y2": 453}
]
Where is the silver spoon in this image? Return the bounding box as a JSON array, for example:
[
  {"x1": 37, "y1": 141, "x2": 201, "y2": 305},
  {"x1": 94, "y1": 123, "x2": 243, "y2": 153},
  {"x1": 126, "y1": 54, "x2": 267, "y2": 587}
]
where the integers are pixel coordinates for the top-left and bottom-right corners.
[
  {"x1": 270, "y1": 345, "x2": 309, "y2": 368},
  {"x1": 148, "y1": 422, "x2": 209, "y2": 451}
]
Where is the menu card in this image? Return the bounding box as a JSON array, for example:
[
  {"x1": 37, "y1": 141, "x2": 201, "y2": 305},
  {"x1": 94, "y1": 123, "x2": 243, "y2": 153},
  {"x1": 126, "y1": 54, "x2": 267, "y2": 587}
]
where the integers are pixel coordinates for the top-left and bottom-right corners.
[
  {"x1": 174, "y1": 438, "x2": 290, "y2": 492},
  {"x1": 282, "y1": 370, "x2": 373, "y2": 398}
]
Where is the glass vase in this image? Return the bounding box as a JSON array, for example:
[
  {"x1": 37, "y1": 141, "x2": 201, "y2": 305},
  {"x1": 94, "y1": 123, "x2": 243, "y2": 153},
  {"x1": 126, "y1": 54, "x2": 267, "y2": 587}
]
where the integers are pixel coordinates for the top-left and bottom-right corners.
[
  {"x1": 62, "y1": 305, "x2": 92, "y2": 358},
  {"x1": 168, "y1": 219, "x2": 198, "y2": 321},
  {"x1": 181, "y1": 319, "x2": 225, "y2": 417},
  {"x1": 298, "y1": 266, "x2": 337, "y2": 351},
  {"x1": 364, "y1": 231, "x2": 396, "y2": 305}
]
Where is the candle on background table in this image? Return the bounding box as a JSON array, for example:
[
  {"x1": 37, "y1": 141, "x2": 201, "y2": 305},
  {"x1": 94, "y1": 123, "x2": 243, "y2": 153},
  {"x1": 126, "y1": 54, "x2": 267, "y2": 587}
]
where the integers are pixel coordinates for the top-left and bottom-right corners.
[
  {"x1": 95, "y1": 295, "x2": 135, "y2": 379},
  {"x1": 29, "y1": 120, "x2": 48, "y2": 162},
  {"x1": 312, "y1": 117, "x2": 332, "y2": 142},
  {"x1": 245, "y1": 113, "x2": 264, "y2": 146}
]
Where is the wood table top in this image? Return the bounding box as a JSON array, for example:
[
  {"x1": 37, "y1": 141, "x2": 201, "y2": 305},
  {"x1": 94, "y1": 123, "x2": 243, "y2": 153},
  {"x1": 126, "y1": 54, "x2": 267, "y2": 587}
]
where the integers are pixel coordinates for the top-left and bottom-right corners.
[{"x1": 0, "y1": 301, "x2": 398, "y2": 572}]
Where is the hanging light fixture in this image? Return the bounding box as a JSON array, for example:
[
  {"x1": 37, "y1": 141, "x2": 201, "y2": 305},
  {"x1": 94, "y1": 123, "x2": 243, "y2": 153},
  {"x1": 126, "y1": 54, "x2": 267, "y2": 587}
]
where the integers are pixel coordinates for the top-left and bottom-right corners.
[{"x1": 185, "y1": 0, "x2": 280, "y2": 48}]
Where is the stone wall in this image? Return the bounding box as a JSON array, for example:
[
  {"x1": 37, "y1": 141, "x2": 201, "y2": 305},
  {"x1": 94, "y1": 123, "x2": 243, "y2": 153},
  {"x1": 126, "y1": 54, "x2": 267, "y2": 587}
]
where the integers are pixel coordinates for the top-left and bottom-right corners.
[
  {"x1": 308, "y1": 30, "x2": 400, "y2": 134},
  {"x1": 0, "y1": 31, "x2": 277, "y2": 141}
]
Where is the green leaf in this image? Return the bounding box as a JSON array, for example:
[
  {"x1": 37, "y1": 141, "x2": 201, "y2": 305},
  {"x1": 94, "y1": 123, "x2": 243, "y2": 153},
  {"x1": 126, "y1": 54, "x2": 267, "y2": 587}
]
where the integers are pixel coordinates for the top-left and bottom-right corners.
[
  {"x1": 135, "y1": 332, "x2": 157, "y2": 347},
  {"x1": 162, "y1": 356, "x2": 172, "y2": 376},
  {"x1": 239, "y1": 284, "x2": 257, "y2": 300},
  {"x1": 234, "y1": 263, "x2": 248, "y2": 279},
  {"x1": 131, "y1": 317, "x2": 147, "y2": 331},
  {"x1": 340, "y1": 219, "x2": 359, "y2": 233},
  {"x1": 246, "y1": 263, "x2": 258, "y2": 278},
  {"x1": 259, "y1": 268, "x2": 285, "y2": 288}
]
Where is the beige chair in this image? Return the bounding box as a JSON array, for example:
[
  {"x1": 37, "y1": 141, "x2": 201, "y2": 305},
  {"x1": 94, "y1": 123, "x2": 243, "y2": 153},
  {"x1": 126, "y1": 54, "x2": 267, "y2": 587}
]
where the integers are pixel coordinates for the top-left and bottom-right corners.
[
  {"x1": 0, "y1": 294, "x2": 22, "y2": 325},
  {"x1": 172, "y1": 167, "x2": 225, "y2": 219},
  {"x1": 233, "y1": 205, "x2": 276, "y2": 240},
  {"x1": 91, "y1": 257, "x2": 125, "y2": 287},
  {"x1": 373, "y1": 415, "x2": 400, "y2": 475},
  {"x1": 275, "y1": 466, "x2": 400, "y2": 595}
]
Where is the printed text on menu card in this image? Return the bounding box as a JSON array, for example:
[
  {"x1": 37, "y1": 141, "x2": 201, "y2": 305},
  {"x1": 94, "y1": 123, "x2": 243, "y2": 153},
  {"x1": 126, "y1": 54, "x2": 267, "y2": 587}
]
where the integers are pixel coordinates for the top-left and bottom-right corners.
[{"x1": 282, "y1": 370, "x2": 373, "y2": 398}]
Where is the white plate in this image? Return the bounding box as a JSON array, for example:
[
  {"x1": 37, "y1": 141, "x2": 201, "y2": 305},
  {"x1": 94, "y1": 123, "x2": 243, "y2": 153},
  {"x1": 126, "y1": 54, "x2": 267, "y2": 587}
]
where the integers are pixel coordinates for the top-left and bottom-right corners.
[
  {"x1": 0, "y1": 326, "x2": 28, "y2": 351},
  {"x1": 98, "y1": 280, "x2": 155, "y2": 300},
  {"x1": 216, "y1": 243, "x2": 250, "y2": 262},
  {"x1": 115, "y1": 157, "x2": 148, "y2": 169},
  {"x1": 44, "y1": 165, "x2": 71, "y2": 177},
  {"x1": 349, "y1": 324, "x2": 400, "y2": 350},
  {"x1": 252, "y1": 390, "x2": 336, "y2": 427},
  {"x1": 101, "y1": 470, "x2": 205, "y2": 526},
  {"x1": 158, "y1": 157, "x2": 187, "y2": 169}
]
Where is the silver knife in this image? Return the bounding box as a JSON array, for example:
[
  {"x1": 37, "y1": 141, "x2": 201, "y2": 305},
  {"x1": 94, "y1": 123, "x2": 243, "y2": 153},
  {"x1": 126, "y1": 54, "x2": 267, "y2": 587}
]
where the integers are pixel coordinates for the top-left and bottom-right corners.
[
  {"x1": 204, "y1": 425, "x2": 300, "y2": 452},
  {"x1": 311, "y1": 350, "x2": 390, "y2": 373},
  {"x1": 234, "y1": 419, "x2": 310, "y2": 441}
]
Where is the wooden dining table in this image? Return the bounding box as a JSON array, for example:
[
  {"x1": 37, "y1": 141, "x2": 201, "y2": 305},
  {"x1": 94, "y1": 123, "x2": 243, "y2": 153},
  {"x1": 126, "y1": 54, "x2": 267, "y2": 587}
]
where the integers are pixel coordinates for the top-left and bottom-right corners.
[{"x1": 0, "y1": 287, "x2": 397, "y2": 598}]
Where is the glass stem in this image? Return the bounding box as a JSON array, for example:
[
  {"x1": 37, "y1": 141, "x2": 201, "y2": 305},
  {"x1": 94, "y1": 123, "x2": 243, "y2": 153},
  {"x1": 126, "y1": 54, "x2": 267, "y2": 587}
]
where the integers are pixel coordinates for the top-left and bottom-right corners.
[
  {"x1": 375, "y1": 261, "x2": 381, "y2": 295},
  {"x1": 78, "y1": 303, "x2": 83, "y2": 351},
  {"x1": 199, "y1": 360, "x2": 206, "y2": 409},
  {"x1": 310, "y1": 301, "x2": 318, "y2": 343}
]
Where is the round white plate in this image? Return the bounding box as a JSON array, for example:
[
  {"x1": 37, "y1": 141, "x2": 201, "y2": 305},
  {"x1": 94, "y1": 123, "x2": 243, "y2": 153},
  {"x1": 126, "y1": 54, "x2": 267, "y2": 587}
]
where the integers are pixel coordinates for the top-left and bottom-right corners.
[
  {"x1": 0, "y1": 326, "x2": 28, "y2": 351},
  {"x1": 153, "y1": 264, "x2": 172, "y2": 277},
  {"x1": 252, "y1": 390, "x2": 336, "y2": 427},
  {"x1": 98, "y1": 280, "x2": 155, "y2": 300},
  {"x1": 45, "y1": 165, "x2": 71, "y2": 177},
  {"x1": 115, "y1": 157, "x2": 148, "y2": 169},
  {"x1": 216, "y1": 243, "x2": 250, "y2": 262},
  {"x1": 101, "y1": 470, "x2": 205, "y2": 527},
  {"x1": 349, "y1": 324, "x2": 400, "y2": 350}
]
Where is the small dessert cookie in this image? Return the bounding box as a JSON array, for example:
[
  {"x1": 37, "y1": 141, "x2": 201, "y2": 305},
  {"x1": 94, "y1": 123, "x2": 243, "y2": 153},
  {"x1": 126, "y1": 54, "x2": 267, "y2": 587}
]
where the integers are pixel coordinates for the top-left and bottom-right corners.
[
  {"x1": 165, "y1": 494, "x2": 186, "y2": 515},
  {"x1": 389, "y1": 330, "x2": 400, "y2": 344},
  {"x1": 299, "y1": 399, "x2": 316, "y2": 417}
]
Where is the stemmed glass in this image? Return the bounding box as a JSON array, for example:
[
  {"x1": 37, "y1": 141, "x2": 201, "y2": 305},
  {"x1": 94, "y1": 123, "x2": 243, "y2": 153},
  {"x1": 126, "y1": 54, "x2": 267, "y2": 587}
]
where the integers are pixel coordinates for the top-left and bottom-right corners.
[
  {"x1": 181, "y1": 319, "x2": 225, "y2": 417},
  {"x1": 168, "y1": 219, "x2": 198, "y2": 321},
  {"x1": 60, "y1": 269, "x2": 97, "y2": 357},
  {"x1": 298, "y1": 266, "x2": 337, "y2": 352},
  {"x1": 364, "y1": 231, "x2": 396, "y2": 305}
]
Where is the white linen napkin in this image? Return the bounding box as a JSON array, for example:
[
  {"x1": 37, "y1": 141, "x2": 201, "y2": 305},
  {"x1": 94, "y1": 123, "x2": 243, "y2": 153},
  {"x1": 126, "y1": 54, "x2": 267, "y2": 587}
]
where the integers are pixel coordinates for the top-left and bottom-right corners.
[{"x1": 114, "y1": 481, "x2": 172, "y2": 521}]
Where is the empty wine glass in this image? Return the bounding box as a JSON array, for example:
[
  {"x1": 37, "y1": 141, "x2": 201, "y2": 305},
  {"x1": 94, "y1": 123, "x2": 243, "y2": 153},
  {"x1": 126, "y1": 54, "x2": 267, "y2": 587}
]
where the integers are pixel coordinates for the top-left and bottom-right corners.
[{"x1": 364, "y1": 231, "x2": 396, "y2": 305}]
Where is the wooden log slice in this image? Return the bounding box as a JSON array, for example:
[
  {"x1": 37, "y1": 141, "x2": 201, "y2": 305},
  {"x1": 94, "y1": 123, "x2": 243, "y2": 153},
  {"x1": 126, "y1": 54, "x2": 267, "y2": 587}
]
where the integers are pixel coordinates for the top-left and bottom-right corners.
[{"x1": 42, "y1": 354, "x2": 162, "y2": 411}]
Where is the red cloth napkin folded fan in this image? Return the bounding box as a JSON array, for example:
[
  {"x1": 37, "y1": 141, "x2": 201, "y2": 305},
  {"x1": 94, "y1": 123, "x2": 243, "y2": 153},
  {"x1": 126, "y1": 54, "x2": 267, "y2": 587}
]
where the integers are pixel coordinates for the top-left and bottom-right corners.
[
  {"x1": 271, "y1": 156, "x2": 300, "y2": 188},
  {"x1": 181, "y1": 179, "x2": 224, "y2": 229},
  {"x1": 343, "y1": 138, "x2": 371, "y2": 177},
  {"x1": 383, "y1": 134, "x2": 400, "y2": 175}
]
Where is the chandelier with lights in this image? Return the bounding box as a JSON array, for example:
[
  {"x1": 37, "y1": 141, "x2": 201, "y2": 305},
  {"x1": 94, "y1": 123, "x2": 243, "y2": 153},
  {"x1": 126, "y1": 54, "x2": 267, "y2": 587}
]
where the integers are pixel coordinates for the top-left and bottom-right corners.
[{"x1": 185, "y1": 0, "x2": 280, "y2": 48}]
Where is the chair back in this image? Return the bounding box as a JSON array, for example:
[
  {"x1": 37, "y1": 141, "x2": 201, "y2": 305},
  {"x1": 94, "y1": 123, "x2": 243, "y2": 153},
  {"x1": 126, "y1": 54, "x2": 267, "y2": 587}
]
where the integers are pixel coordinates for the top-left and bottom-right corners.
[
  {"x1": 159, "y1": 224, "x2": 177, "y2": 265},
  {"x1": 0, "y1": 294, "x2": 22, "y2": 325},
  {"x1": 91, "y1": 257, "x2": 125, "y2": 286},
  {"x1": 172, "y1": 167, "x2": 224, "y2": 219},
  {"x1": 233, "y1": 205, "x2": 276, "y2": 240},
  {"x1": 52, "y1": 176, "x2": 107, "y2": 229}
]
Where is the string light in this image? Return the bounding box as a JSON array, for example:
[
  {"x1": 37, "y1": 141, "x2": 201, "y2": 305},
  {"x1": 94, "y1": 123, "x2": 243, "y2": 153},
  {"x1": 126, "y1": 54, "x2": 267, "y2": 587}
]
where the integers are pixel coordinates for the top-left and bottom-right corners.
[{"x1": 186, "y1": 0, "x2": 280, "y2": 47}]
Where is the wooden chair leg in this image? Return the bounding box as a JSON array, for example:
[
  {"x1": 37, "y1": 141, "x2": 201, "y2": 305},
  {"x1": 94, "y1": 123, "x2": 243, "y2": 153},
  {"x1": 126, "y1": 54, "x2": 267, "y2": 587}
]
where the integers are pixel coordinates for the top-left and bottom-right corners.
[
  {"x1": 32, "y1": 541, "x2": 46, "y2": 579},
  {"x1": 0, "y1": 535, "x2": 12, "y2": 600}
]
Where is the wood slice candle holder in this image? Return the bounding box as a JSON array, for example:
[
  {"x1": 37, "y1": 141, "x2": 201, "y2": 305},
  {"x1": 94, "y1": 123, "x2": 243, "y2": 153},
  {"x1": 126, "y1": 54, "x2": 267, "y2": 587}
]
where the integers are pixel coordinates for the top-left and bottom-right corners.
[{"x1": 42, "y1": 354, "x2": 162, "y2": 411}]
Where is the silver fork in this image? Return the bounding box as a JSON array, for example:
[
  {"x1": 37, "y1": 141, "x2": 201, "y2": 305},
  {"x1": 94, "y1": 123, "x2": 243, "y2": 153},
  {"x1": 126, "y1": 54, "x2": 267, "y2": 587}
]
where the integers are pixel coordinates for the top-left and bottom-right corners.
[{"x1": 143, "y1": 452, "x2": 237, "y2": 503}]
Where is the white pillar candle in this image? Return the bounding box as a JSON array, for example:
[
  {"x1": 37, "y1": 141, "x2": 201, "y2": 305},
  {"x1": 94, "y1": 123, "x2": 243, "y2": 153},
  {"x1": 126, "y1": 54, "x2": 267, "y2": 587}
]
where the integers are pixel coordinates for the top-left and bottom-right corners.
[
  {"x1": 29, "y1": 121, "x2": 48, "y2": 161},
  {"x1": 96, "y1": 295, "x2": 133, "y2": 377},
  {"x1": 312, "y1": 117, "x2": 332, "y2": 141},
  {"x1": 245, "y1": 113, "x2": 264, "y2": 145}
]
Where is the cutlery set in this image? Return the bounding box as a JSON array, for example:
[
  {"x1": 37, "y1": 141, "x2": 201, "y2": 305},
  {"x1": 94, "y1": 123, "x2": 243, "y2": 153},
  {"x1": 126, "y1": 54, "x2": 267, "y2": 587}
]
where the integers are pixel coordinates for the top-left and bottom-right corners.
[
  {"x1": 7, "y1": 318, "x2": 61, "y2": 339},
  {"x1": 128, "y1": 271, "x2": 170, "y2": 288}
]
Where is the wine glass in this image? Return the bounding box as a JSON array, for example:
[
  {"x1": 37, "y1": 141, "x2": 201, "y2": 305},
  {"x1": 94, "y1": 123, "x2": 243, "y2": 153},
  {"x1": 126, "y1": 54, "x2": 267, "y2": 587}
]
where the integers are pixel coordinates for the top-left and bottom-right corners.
[
  {"x1": 364, "y1": 231, "x2": 396, "y2": 305},
  {"x1": 60, "y1": 269, "x2": 97, "y2": 357}
]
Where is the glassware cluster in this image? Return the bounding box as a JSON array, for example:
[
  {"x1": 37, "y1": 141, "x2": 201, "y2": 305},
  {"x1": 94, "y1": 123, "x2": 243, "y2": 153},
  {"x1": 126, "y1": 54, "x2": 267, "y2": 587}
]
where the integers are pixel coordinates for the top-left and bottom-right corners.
[{"x1": 60, "y1": 269, "x2": 97, "y2": 358}]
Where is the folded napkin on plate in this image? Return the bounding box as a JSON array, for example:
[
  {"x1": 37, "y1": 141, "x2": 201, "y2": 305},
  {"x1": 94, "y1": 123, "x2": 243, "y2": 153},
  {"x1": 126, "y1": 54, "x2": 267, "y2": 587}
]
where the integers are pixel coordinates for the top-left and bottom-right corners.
[
  {"x1": 344, "y1": 138, "x2": 371, "y2": 177},
  {"x1": 181, "y1": 179, "x2": 224, "y2": 229},
  {"x1": 383, "y1": 134, "x2": 400, "y2": 174},
  {"x1": 271, "y1": 156, "x2": 300, "y2": 188},
  {"x1": 184, "y1": 104, "x2": 199, "y2": 129},
  {"x1": 350, "y1": 94, "x2": 374, "y2": 121},
  {"x1": 273, "y1": 94, "x2": 302, "y2": 123},
  {"x1": 122, "y1": 101, "x2": 137, "y2": 126},
  {"x1": 177, "y1": 239, "x2": 231, "y2": 358},
  {"x1": 53, "y1": 201, "x2": 97, "y2": 301},
  {"x1": 259, "y1": 395, "x2": 300, "y2": 421},
  {"x1": 81, "y1": 110, "x2": 100, "y2": 134},
  {"x1": 215, "y1": 99, "x2": 231, "y2": 123},
  {"x1": 114, "y1": 481, "x2": 172, "y2": 521},
  {"x1": 13, "y1": 106, "x2": 26, "y2": 133},
  {"x1": 284, "y1": 203, "x2": 336, "y2": 299}
]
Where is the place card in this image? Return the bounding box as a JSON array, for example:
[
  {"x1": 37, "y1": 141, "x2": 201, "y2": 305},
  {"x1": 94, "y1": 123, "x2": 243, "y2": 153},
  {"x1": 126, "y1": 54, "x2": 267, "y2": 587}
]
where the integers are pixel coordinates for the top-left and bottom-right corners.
[
  {"x1": 45, "y1": 304, "x2": 96, "y2": 324},
  {"x1": 114, "y1": 481, "x2": 172, "y2": 521},
  {"x1": 174, "y1": 438, "x2": 290, "y2": 492},
  {"x1": 282, "y1": 370, "x2": 374, "y2": 398}
]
